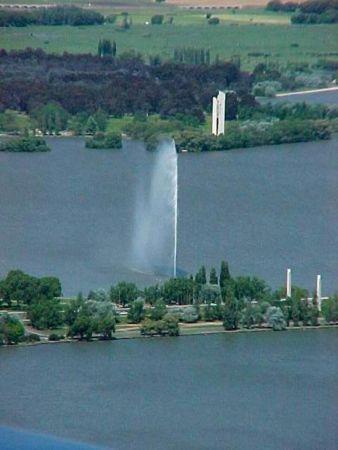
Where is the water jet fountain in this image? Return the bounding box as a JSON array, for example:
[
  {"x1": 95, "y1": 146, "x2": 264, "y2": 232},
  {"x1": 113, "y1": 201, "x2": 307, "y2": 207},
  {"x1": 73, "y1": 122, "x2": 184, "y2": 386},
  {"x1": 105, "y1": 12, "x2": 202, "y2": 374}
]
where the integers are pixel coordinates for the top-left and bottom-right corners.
[{"x1": 131, "y1": 140, "x2": 178, "y2": 277}]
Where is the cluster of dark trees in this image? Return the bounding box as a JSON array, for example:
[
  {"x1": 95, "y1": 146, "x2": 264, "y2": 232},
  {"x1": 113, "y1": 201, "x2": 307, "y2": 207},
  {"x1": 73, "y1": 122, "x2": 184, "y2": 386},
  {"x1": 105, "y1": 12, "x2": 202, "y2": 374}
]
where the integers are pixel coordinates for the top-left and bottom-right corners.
[
  {"x1": 0, "y1": 136, "x2": 50, "y2": 152},
  {"x1": 267, "y1": 0, "x2": 338, "y2": 23},
  {"x1": 0, "y1": 48, "x2": 250, "y2": 122},
  {"x1": 0, "y1": 270, "x2": 62, "y2": 330},
  {"x1": 0, "y1": 6, "x2": 104, "y2": 27}
]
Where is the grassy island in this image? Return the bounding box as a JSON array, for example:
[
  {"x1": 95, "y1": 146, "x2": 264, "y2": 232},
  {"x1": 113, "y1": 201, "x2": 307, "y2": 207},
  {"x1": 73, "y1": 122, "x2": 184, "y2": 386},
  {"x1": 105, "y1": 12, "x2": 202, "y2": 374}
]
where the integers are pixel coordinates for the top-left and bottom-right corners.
[
  {"x1": 0, "y1": 136, "x2": 50, "y2": 153},
  {"x1": 85, "y1": 132, "x2": 122, "y2": 149}
]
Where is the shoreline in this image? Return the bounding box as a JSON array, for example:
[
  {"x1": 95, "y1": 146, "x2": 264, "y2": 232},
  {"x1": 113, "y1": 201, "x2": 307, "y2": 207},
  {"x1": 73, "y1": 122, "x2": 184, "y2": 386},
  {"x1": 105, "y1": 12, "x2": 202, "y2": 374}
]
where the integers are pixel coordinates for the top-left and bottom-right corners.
[{"x1": 1, "y1": 322, "x2": 337, "y2": 349}]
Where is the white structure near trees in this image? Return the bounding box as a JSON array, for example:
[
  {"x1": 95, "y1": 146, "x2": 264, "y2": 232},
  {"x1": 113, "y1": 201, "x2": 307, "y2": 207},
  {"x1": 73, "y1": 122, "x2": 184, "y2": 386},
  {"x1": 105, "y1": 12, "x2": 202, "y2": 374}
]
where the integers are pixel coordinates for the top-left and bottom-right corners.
[
  {"x1": 286, "y1": 268, "x2": 292, "y2": 298},
  {"x1": 212, "y1": 90, "x2": 225, "y2": 136},
  {"x1": 316, "y1": 274, "x2": 322, "y2": 311}
]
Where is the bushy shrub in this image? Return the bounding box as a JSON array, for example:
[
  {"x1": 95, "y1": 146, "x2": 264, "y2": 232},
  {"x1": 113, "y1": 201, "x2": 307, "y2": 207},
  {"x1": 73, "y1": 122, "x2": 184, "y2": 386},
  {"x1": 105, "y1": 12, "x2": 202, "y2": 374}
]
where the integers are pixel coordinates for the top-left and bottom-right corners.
[
  {"x1": 0, "y1": 314, "x2": 25, "y2": 345},
  {"x1": 48, "y1": 333, "x2": 65, "y2": 341},
  {"x1": 252, "y1": 81, "x2": 282, "y2": 97},
  {"x1": 151, "y1": 15, "x2": 164, "y2": 25},
  {"x1": 265, "y1": 306, "x2": 286, "y2": 330},
  {"x1": 21, "y1": 333, "x2": 41, "y2": 343},
  {"x1": 208, "y1": 17, "x2": 220, "y2": 24},
  {"x1": 181, "y1": 306, "x2": 199, "y2": 323}
]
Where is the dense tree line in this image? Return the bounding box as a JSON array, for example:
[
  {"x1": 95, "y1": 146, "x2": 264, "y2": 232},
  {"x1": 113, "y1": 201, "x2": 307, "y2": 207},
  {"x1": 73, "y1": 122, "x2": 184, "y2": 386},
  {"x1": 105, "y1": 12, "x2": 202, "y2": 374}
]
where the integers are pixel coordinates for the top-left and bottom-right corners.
[
  {"x1": 174, "y1": 120, "x2": 330, "y2": 153},
  {"x1": 1, "y1": 265, "x2": 338, "y2": 344},
  {"x1": 266, "y1": 0, "x2": 338, "y2": 23},
  {"x1": 0, "y1": 6, "x2": 104, "y2": 27},
  {"x1": 0, "y1": 48, "x2": 248, "y2": 122}
]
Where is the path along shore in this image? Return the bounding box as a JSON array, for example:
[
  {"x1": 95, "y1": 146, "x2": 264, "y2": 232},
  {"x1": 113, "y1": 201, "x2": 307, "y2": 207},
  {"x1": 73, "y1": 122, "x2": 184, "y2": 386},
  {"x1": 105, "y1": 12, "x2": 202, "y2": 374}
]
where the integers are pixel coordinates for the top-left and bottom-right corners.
[
  {"x1": 1, "y1": 322, "x2": 337, "y2": 349},
  {"x1": 276, "y1": 86, "x2": 338, "y2": 97}
]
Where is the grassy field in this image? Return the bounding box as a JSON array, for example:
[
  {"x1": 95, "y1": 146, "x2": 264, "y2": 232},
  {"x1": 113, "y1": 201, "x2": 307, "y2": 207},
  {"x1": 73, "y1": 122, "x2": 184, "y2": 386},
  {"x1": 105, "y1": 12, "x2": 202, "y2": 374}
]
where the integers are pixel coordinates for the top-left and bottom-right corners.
[
  {"x1": 0, "y1": 4, "x2": 337, "y2": 69},
  {"x1": 1, "y1": 21, "x2": 337, "y2": 69}
]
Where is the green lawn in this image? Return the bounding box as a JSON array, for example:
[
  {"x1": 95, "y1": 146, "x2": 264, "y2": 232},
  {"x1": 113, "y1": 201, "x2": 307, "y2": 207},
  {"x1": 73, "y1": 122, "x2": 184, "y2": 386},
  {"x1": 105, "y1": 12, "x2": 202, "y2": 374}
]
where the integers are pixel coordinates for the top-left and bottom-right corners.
[{"x1": 0, "y1": 7, "x2": 337, "y2": 69}]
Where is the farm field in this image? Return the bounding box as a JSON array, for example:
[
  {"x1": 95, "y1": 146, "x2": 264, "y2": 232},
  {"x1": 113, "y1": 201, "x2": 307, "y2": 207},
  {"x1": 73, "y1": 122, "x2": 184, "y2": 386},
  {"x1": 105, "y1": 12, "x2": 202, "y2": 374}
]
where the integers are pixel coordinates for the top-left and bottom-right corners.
[{"x1": 1, "y1": 17, "x2": 337, "y2": 69}]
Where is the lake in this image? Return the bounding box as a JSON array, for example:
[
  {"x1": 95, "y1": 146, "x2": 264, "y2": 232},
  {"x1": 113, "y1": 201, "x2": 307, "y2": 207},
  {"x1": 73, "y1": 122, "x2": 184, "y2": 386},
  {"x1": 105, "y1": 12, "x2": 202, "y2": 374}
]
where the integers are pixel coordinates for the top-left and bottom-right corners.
[
  {"x1": 0, "y1": 330, "x2": 337, "y2": 449},
  {"x1": 0, "y1": 136, "x2": 337, "y2": 295}
]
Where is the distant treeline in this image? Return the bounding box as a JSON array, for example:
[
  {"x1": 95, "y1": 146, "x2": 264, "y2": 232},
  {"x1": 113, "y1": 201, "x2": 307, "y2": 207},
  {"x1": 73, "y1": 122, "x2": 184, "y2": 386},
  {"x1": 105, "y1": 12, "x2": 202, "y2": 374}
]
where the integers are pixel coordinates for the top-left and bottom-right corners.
[
  {"x1": 0, "y1": 48, "x2": 250, "y2": 122},
  {"x1": 267, "y1": 0, "x2": 338, "y2": 23},
  {"x1": 0, "y1": 6, "x2": 104, "y2": 27}
]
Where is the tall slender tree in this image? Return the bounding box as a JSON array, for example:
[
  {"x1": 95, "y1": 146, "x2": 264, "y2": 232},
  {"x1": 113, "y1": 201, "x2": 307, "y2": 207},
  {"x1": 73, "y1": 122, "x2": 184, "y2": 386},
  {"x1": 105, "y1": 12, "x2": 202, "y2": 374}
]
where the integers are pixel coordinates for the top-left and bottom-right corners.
[{"x1": 219, "y1": 261, "x2": 231, "y2": 288}]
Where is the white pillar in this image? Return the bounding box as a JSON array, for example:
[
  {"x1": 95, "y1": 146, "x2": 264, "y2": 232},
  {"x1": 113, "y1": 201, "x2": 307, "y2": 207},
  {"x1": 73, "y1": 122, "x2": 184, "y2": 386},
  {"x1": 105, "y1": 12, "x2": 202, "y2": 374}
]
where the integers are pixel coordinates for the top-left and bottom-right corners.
[
  {"x1": 212, "y1": 97, "x2": 218, "y2": 135},
  {"x1": 286, "y1": 268, "x2": 291, "y2": 298},
  {"x1": 316, "y1": 275, "x2": 322, "y2": 311},
  {"x1": 217, "y1": 91, "x2": 225, "y2": 135}
]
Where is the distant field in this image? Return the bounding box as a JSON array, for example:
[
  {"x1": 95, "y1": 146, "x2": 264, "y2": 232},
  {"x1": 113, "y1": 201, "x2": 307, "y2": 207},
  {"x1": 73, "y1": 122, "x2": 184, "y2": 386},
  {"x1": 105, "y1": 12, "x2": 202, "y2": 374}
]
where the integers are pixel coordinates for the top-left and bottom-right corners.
[{"x1": 1, "y1": 17, "x2": 337, "y2": 70}]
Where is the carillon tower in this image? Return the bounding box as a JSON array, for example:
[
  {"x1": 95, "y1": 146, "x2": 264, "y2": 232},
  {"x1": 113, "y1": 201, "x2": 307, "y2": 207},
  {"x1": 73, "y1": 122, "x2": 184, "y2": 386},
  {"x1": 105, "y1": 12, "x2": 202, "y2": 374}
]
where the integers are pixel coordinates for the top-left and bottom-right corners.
[{"x1": 212, "y1": 91, "x2": 225, "y2": 136}]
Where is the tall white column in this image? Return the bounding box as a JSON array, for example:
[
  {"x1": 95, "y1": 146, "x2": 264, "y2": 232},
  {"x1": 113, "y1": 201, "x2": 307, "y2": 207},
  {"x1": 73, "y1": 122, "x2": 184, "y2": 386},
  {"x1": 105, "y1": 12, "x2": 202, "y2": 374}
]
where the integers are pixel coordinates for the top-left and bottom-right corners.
[
  {"x1": 316, "y1": 275, "x2": 322, "y2": 311},
  {"x1": 286, "y1": 268, "x2": 292, "y2": 298},
  {"x1": 217, "y1": 91, "x2": 225, "y2": 135},
  {"x1": 211, "y1": 91, "x2": 225, "y2": 136},
  {"x1": 212, "y1": 97, "x2": 218, "y2": 135}
]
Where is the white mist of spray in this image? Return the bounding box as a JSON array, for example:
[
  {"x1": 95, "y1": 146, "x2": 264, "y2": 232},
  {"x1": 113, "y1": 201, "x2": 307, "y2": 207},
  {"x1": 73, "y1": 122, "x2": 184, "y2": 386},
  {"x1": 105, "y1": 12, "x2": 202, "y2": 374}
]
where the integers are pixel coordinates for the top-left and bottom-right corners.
[{"x1": 131, "y1": 140, "x2": 178, "y2": 277}]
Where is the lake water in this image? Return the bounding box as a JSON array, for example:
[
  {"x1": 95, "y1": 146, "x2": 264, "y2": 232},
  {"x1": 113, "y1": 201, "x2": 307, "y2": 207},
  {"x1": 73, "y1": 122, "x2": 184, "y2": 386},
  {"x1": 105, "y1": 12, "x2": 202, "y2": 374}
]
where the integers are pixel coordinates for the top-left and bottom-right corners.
[
  {"x1": 0, "y1": 136, "x2": 338, "y2": 295},
  {"x1": 0, "y1": 330, "x2": 337, "y2": 449}
]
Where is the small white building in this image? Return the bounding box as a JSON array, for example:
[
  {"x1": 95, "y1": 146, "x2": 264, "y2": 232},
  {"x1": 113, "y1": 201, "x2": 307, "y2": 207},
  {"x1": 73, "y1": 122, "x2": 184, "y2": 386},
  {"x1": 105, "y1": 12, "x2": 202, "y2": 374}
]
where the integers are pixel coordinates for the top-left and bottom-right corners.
[{"x1": 212, "y1": 91, "x2": 225, "y2": 136}]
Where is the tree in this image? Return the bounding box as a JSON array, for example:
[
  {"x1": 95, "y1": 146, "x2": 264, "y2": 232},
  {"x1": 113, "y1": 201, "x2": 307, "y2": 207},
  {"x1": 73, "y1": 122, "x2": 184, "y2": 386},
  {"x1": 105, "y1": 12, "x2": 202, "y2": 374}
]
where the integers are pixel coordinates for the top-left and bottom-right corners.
[
  {"x1": 195, "y1": 266, "x2": 207, "y2": 285},
  {"x1": 85, "y1": 116, "x2": 98, "y2": 135},
  {"x1": 143, "y1": 284, "x2": 162, "y2": 305},
  {"x1": 28, "y1": 298, "x2": 63, "y2": 329},
  {"x1": 98, "y1": 39, "x2": 113, "y2": 57},
  {"x1": 150, "y1": 299, "x2": 167, "y2": 321},
  {"x1": 219, "y1": 261, "x2": 231, "y2": 288},
  {"x1": 69, "y1": 314, "x2": 94, "y2": 341},
  {"x1": 0, "y1": 270, "x2": 39, "y2": 307},
  {"x1": 110, "y1": 282, "x2": 139, "y2": 306},
  {"x1": 38, "y1": 276, "x2": 62, "y2": 299},
  {"x1": 32, "y1": 102, "x2": 69, "y2": 134},
  {"x1": 161, "y1": 278, "x2": 194, "y2": 305},
  {"x1": 223, "y1": 290, "x2": 240, "y2": 330},
  {"x1": 140, "y1": 315, "x2": 179, "y2": 336},
  {"x1": 198, "y1": 284, "x2": 221, "y2": 304},
  {"x1": 265, "y1": 306, "x2": 286, "y2": 331},
  {"x1": 0, "y1": 313, "x2": 25, "y2": 345},
  {"x1": 64, "y1": 293, "x2": 84, "y2": 326},
  {"x1": 127, "y1": 299, "x2": 145, "y2": 323},
  {"x1": 181, "y1": 305, "x2": 199, "y2": 323},
  {"x1": 321, "y1": 295, "x2": 338, "y2": 323},
  {"x1": 240, "y1": 302, "x2": 263, "y2": 329},
  {"x1": 209, "y1": 268, "x2": 218, "y2": 285},
  {"x1": 151, "y1": 15, "x2": 164, "y2": 25},
  {"x1": 95, "y1": 315, "x2": 116, "y2": 339},
  {"x1": 93, "y1": 109, "x2": 108, "y2": 132},
  {"x1": 233, "y1": 276, "x2": 270, "y2": 302}
]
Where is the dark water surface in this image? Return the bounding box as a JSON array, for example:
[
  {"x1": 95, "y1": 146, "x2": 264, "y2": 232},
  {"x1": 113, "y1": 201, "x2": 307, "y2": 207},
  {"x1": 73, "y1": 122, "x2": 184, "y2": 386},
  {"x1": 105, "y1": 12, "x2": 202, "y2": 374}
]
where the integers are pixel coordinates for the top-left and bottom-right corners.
[
  {"x1": 0, "y1": 330, "x2": 337, "y2": 449},
  {"x1": 1, "y1": 136, "x2": 337, "y2": 294}
]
